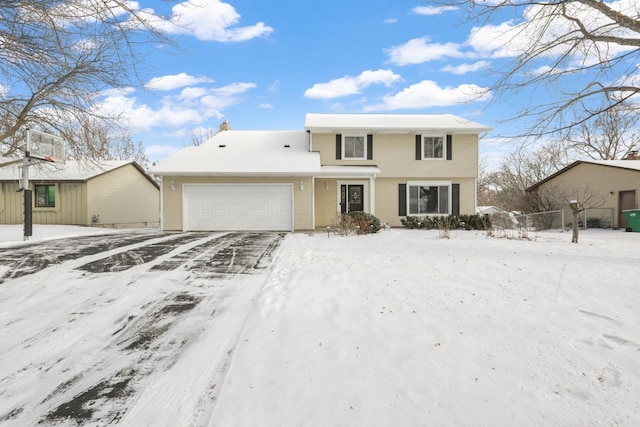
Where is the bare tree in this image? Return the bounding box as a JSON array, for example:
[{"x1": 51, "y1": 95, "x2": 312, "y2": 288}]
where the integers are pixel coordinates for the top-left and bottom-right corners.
[
  {"x1": 565, "y1": 103, "x2": 640, "y2": 160},
  {"x1": 477, "y1": 157, "x2": 499, "y2": 207},
  {"x1": 59, "y1": 117, "x2": 150, "y2": 169},
  {"x1": 436, "y1": 0, "x2": 640, "y2": 138},
  {"x1": 189, "y1": 127, "x2": 218, "y2": 147},
  {"x1": 486, "y1": 142, "x2": 572, "y2": 212},
  {"x1": 0, "y1": 1, "x2": 173, "y2": 158}
]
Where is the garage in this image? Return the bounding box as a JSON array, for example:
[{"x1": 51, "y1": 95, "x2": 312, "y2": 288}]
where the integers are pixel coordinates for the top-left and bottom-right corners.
[{"x1": 183, "y1": 184, "x2": 293, "y2": 231}]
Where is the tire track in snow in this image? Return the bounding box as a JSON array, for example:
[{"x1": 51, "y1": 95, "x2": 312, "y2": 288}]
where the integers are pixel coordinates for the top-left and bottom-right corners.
[
  {"x1": 0, "y1": 231, "x2": 168, "y2": 284},
  {"x1": 20, "y1": 232, "x2": 286, "y2": 426}
]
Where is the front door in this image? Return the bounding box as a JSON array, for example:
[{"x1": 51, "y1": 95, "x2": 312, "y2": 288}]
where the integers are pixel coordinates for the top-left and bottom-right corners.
[
  {"x1": 340, "y1": 184, "x2": 364, "y2": 213},
  {"x1": 619, "y1": 190, "x2": 636, "y2": 229}
]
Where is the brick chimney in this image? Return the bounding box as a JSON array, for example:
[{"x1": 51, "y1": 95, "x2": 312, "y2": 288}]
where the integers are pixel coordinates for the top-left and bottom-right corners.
[{"x1": 219, "y1": 120, "x2": 231, "y2": 132}]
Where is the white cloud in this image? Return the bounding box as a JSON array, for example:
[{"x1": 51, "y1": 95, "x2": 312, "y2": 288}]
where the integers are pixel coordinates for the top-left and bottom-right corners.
[
  {"x1": 145, "y1": 73, "x2": 214, "y2": 91},
  {"x1": 384, "y1": 18, "x2": 398, "y2": 24},
  {"x1": 304, "y1": 69, "x2": 402, "y2": 99},
  {"x1": 199, "y1": 83, "x2": 257, "y2": 117},
  {"x1": 365, "y1": 80, "x2": 491, "y2": 111},
  {"x1": 441, "y1": 61, "x2": 490, "y2": 75},
  {"x1": 467, "y1": 21, "x2": 525, "y2": 59},
  {"x1": 179, "y1": 87, "x2": 208, "y2": 100},
  {"x1": 159, "y1": 0, "x2": 274, "y2": 42},
  {"x1": 145, "y1": 144, "x2": 180, "y2": 159},
  {"x1": 259, "y1": 103, "x2": 275, "y2": 109},
  {"x1": 412, "y1": 6, "x2": 459, "y2": 16},
  {"x1": 385, "y1": 37, "x2": 468, "y2": 66},
  {"x1": 95, "y1": 81, "x2": 256, "y2": 131}
]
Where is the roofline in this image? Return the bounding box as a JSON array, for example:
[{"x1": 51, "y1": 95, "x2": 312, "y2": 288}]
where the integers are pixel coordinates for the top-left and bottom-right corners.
[
  {"x1": 526, "y1": 160, "x2": 640, "y2": 192},
  {"x1": 0, "y1": 160, "x2": 159, "y2": 188},
  {"x1": 304, "y1": 127, "x2": 491, "y2": 134},
  {"x1": 151, "y1": 171, "x2": 320, "y2": 177}
]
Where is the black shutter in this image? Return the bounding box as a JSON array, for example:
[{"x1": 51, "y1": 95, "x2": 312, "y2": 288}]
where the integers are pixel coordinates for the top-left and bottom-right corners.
[
  {"x1": 398, "y1": 184, "x2": 407, "y2": 216},
  {"x1": 367, "y1": 134, "x2": 373, "y2": 160},
  {"x1": 446, "y1": 135, "x2": 452, "y2": 160},
  {"x1": 452, "y1": 183, "x2": 460, "y2": 216},
  {"x1": 415, "y1": 135, "x2": 421, "y2": 160},
  {"x1": 336, "y1": 134, "x2": 342, "y2": 160}
]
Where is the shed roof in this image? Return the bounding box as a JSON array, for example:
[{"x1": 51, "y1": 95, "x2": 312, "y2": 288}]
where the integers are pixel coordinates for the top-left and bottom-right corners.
[
  {"x1": 526, "y1": 160, "x2": 640, "y2": 192},
  {"x1": 304, "y1": 113, "x2": 492, "y2": 134},
  {"x1": 0, "y1": 159, "x2": 154, "y2": 184},
  {"x1": 149, "y1": 130, "x2": 321, "y2": 176}
]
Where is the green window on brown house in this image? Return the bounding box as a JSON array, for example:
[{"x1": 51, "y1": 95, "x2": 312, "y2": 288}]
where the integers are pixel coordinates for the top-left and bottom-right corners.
[{"x1": 35, "y1": 184, "x2": 56, "y2": 207}]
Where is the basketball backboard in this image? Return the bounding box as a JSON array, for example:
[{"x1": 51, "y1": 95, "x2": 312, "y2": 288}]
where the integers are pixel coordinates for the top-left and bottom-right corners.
[{"x1": 27, "y1": 129, "x2": 66, "y2": 164}]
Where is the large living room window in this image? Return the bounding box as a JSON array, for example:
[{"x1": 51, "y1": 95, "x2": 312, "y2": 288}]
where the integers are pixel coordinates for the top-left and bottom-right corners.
[
  {"x1": 343, "y1": 135, "x2": 366, "y2": 159},
  {"x1": 408, "y1": 182, "x2": 450, "y2": 214},
  {"x1": 422, "y1": 135, "x2": 445, "y2": 159},
  {"x1": 35, "y1": 184, "x2": 56, "y2": 208}
]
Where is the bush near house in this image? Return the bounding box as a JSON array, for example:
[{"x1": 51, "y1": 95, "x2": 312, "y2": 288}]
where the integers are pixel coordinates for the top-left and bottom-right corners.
[
  {"x1": 345, "y1": 211, "x2": 382, "y2": 234},
  {"x1": 401, "y1": 214, "x2": 491, "y2": 230}
]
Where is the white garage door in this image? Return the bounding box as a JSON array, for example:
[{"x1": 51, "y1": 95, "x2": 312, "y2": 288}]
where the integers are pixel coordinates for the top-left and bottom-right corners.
[{"x1": 183, "y1": 184, "x2": 293, "y2": 231}]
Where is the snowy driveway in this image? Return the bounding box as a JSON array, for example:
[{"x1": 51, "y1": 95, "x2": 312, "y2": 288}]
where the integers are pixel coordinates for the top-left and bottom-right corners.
[{"x1": 0, "y1": 230, "x2": 284, "y2": 426}]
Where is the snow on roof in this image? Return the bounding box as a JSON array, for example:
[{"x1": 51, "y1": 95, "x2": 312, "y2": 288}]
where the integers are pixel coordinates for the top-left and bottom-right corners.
[
  {"x1": 304, "y1": 113, "x2": 492, "y2": 134},
  {"x1": 150, "y1": 131, "x2": 321, "y2": 176},
  {"x1": 0, "y1": 159, "x2": 133, "y2": 181},
  {"x1": 581, "y1": 159, "x2": 640, "y2": 171}
]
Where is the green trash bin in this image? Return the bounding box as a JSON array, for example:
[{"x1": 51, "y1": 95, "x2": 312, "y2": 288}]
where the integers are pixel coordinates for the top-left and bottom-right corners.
[{"x1": 622, "y1": 209, "x2": 640, "y2": 232}]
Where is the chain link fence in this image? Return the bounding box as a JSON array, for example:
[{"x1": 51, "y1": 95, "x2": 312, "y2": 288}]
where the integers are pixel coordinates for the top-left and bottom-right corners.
[{"x1": 508, "y1": 208, "x2": 615, "y2": 231}]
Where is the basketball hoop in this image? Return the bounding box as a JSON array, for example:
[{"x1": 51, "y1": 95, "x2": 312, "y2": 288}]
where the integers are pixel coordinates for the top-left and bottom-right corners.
[
  {"x1": 27, "y1": 129, "x2": 66, "y2": 165},
  {"x1": 21, "y1": 129, "x2": 67, "y2": 240}
]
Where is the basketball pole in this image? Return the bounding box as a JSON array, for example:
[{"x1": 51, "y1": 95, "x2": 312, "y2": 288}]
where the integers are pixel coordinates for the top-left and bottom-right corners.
[{"x1": 22, "y1": 129, "x2": 33, "y2": 240}]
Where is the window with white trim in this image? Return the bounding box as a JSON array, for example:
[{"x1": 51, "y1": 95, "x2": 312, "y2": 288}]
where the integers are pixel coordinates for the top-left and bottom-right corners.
[
  {"x1": 422, "y1": 135, "x2": 445, "y2": 159},
  {"x1": 408, "y1": 182, "x2": 450, "y2": 214},
  {"x1": 343, "y1": 135, "x2": 366, "y2": 159}
]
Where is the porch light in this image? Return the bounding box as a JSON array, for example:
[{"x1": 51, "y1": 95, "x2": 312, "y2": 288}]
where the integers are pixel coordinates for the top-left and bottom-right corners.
[
  {"x1": 325, "y1": 181, "x2": 329, "y2": 191},
  {"x1": 299, "y1": 180, "x2": 304, "y2": 191},
  {"x1": 170, "y1": 180, "x2": 175, "y2": 191}
]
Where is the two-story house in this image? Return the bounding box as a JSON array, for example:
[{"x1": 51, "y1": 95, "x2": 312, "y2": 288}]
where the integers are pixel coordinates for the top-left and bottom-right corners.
[{"x1": 150, "y1": 113, "x2": 491, "y2": 231}]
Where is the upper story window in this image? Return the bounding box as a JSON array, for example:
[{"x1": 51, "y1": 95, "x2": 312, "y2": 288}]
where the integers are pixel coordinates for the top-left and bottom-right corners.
[
  {"x1": 343, "y1": 135, "x2": 366, "y2": 159},
  {"x1": 422, "y1": 135, "x2": 445, "y2": 159},
  {"x1": 35, "y1": 184, "x2": 56, "y2": 208}
]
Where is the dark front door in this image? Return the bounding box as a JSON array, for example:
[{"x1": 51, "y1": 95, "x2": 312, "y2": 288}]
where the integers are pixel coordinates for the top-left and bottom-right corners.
[
  {"x1": 619, "y1": 190, "x2": 636, "y2": 229},
  {"x1": 340, "y1": 184, "x2": 364, "y2": 213}
]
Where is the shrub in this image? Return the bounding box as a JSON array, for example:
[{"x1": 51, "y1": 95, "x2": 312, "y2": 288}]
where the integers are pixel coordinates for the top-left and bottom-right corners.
[
  {"x1": 344, "y1": 211, "x2": 381, "y2": 234},
  {"x1": 401, "y1": 214, "x2": 490, "y2": 231}
]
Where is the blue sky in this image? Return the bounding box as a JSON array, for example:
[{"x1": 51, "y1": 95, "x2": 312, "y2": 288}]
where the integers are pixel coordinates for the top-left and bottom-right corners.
[{"x1": 96, "y1": 0, "x2": 536, "y2": 167}]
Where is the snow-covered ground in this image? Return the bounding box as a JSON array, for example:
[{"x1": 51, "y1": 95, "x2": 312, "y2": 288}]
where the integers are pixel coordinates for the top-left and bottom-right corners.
[
  {"x1": 1, "y1": 225, "x2": 639, "y2": 426},
  {"x1": 0, "y1": 224, "x2": 121, "y2": 248}
]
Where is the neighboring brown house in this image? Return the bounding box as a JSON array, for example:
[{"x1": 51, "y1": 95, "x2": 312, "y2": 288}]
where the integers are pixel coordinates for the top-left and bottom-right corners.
[
  {"x1": 150, "y1": 113, "x2": 491, "y2": 231},
  {"x1": 0, "y1": 160, "x2": 159, "y2": 228},
  {"x1": 526, "y1": 160, "x2": 640, "y2": 229}
]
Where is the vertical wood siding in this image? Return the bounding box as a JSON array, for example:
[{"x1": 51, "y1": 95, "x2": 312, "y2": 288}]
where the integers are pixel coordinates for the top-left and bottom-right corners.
[
  {"x1": 0, "y1": 181, "x2": 87, "y2": 225},
  {"x1": 87, "y1": 165, "x2": 160, "y2": 227}
]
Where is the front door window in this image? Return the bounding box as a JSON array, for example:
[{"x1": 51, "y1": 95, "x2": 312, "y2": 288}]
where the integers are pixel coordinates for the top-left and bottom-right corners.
[{"x1": 340, "y1": 184, "x2": 364, "y2": 213}]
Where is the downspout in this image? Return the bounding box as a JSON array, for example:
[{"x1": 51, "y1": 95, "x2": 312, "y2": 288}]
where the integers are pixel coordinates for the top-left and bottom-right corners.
[
  {"x1": 308, "y1": 130, "x2": 316, "y2": 230},
  {"x1": 157, "y1": 175, "x2": 164, "y2": 231}
]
